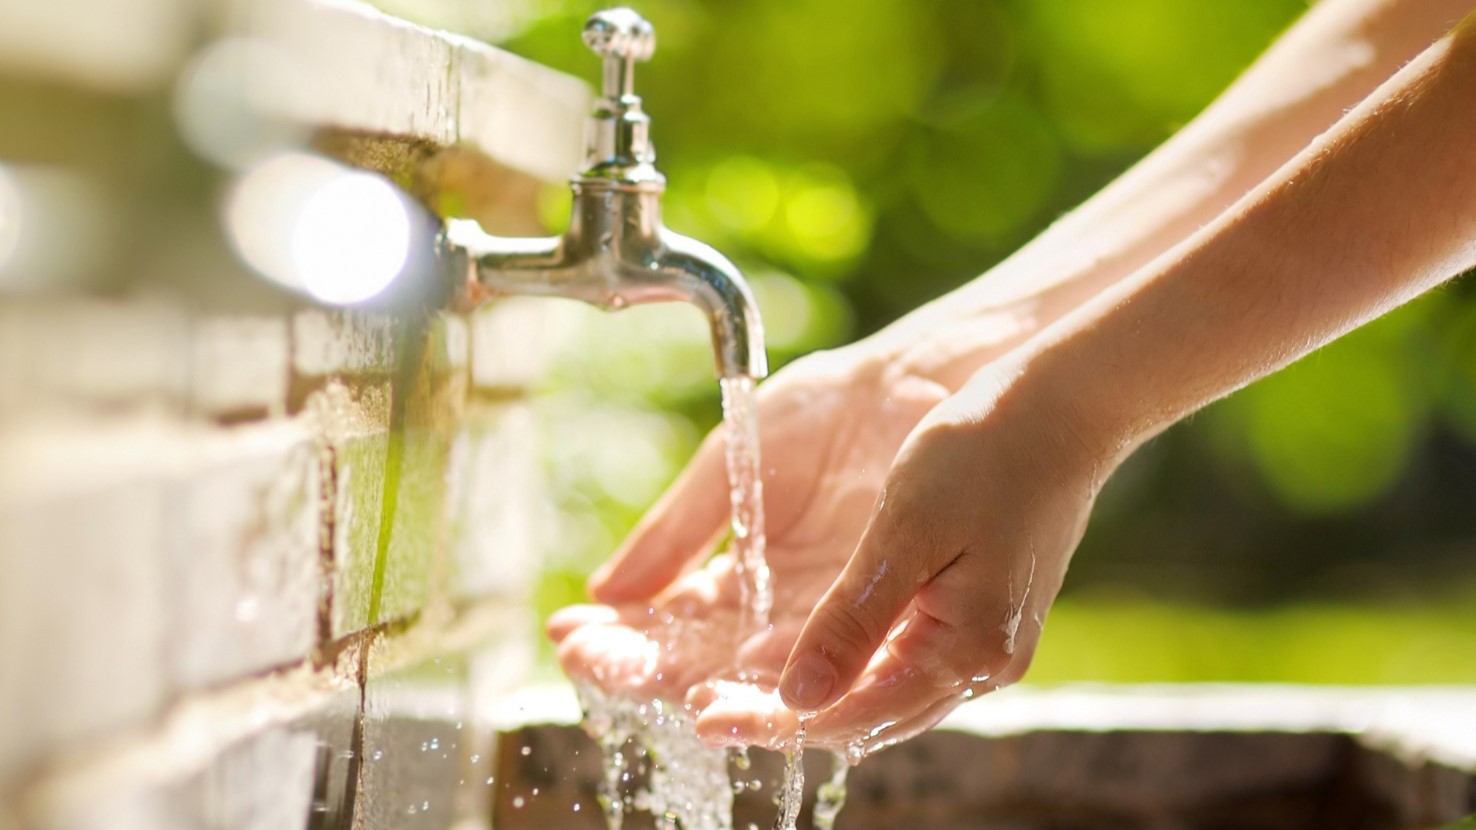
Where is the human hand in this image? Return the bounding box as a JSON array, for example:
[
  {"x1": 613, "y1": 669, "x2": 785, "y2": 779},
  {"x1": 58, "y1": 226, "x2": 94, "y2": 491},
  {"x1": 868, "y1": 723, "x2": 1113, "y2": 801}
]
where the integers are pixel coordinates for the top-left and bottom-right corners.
[
  {"x1": 756, "y1": 361, "x2": 1114, "y2": 752},
  {"x1": 547, "y1": 344, "x2": 953, "y2": 748}
]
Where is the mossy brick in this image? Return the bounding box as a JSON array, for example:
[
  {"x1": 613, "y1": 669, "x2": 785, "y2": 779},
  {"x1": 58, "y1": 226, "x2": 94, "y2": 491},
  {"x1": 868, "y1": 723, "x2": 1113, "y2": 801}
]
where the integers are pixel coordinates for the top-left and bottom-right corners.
[
  {"x1": 370, "y1": 427, "x2": 445, "y2": 627},
  {"x1": 169, "y1": 420, "x2": 320, "y2": 692},
  {"x1": 0, "y1": 418, "x2": 172, "y2": 784},
  {"x1": 308, "y1": 381, "x2": 392, "y2": 639},
  {"x1": 371, "y1": 344, "x2": 462, "y2": 627}
]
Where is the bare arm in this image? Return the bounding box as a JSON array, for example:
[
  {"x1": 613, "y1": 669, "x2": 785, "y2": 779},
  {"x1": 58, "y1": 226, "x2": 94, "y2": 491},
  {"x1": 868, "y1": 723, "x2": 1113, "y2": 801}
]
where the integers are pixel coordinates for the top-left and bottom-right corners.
[
  {"x1": 580, "y1": 0, "x2": 1473, "y2": 643},
  {"x1": 778, "y1": 10, "x2": 1476, "y2": 736},
  {"x1": 864, "y1": 0, "x2": 1476, "y2": 392}
]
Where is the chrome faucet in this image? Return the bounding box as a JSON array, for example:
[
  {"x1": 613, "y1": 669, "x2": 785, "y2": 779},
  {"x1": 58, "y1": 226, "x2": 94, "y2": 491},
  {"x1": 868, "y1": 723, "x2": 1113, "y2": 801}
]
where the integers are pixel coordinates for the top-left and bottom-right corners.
[{"x1": 445, "y1": 8, "x2": 767, "y2": 380}]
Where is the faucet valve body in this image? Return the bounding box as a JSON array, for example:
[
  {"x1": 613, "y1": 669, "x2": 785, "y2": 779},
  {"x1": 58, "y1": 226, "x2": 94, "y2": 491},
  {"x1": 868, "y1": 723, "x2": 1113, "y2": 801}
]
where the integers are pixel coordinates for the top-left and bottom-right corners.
[{"x1": 448, "y1": 8, "x2": 767, "y2": 380}]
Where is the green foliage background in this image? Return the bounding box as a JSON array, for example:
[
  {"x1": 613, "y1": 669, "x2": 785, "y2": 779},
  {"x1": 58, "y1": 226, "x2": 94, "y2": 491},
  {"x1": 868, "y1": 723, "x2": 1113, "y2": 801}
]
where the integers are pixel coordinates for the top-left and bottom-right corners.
[{"x1": 384, "y1": 0, "x2": 1476, "y2": 683}]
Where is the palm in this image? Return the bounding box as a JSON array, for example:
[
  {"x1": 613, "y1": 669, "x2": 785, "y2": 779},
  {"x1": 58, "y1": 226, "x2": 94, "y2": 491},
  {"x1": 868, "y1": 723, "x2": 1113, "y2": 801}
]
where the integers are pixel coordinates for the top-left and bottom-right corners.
[{"x1": 548, "y1": 351, "x2": 948, "y2": 748}]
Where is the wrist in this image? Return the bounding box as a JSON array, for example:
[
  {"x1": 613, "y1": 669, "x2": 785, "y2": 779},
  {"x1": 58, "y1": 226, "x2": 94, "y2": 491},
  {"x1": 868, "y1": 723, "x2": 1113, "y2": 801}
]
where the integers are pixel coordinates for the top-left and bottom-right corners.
[{"x1": 956, "y1": 345, "x2": 1133, "y2": 486}]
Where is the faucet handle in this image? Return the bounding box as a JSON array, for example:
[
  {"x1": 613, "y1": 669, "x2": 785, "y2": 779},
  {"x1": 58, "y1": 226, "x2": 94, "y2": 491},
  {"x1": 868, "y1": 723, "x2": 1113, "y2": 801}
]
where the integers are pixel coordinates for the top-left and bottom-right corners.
[{"x1": 583, "y1": 8, "x2": 655, "y2": 100}]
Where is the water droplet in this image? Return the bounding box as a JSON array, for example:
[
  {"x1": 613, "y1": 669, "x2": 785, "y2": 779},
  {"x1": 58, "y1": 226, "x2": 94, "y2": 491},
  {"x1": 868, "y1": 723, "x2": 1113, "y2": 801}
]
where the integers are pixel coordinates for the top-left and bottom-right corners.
[
  {"x1": 512, "y1": 796, "x2": 526, "y2": 809},
  {"x1": 573, "y1": 803, "x2": 582, "y2": 812},
  {"x1": 470, "y1": 754, "x2": 480, "y2": 763},
  {"x1": 520, "y1": 745, "x2": 532, "y2": 757}
]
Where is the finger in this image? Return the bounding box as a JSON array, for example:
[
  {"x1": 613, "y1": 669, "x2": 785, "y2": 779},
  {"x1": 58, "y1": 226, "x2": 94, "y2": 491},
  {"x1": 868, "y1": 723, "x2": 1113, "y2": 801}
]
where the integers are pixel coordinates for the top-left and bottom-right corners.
[
  {"x1": 806, "y1": 602, "x2": 1043, "y2": 751},
  {"x1": 779, "y1": 484, "x2": 938, "y2": 711},
  {"x1": 849, "y1": 689, "x2": 966, "y2": 759},
  {"x1": 545, "y1": 604, "x2": 621, "y2": 644},
  {"x1": 690, "y1": 681, "x2": 801, "y2": 750},
  {"x1": 555, "y1": 624, "x2": 662, "y2": 694},
  {"x1": 589, "y1": 430, "x2": 730, "y2": 603}
]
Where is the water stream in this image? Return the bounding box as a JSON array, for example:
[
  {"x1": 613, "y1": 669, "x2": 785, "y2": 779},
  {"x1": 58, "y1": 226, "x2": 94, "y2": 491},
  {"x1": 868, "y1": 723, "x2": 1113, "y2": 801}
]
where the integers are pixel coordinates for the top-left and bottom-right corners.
[
  {"x1": 719, "y1": 376, "x2": 772, "y2": 637},
  {"x1": 578, "y1": 375, "x2": 850, "y2": 829}
]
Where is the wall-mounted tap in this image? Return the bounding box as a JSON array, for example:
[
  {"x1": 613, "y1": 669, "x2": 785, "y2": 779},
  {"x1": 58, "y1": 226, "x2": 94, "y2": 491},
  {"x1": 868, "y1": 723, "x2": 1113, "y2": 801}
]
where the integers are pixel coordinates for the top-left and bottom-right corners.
[{"x1": 445, "y1": 8, "x2": 767, "y2": 380}]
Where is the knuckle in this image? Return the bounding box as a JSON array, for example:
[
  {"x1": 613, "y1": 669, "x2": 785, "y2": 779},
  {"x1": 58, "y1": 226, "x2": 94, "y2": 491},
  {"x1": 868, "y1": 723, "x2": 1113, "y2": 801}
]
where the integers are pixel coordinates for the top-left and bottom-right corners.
[
  {"x1": 956, "y1": 627, "x2": 1015, "y2": 681},
  {"x1": 815, "y1": 604, "x2": 883, "y2": 664}
]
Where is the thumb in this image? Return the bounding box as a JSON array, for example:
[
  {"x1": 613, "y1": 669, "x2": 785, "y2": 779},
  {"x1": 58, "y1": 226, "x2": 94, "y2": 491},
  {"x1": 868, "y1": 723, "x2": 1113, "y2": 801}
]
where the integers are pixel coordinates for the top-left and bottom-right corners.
[
  {"x1": 778, "y1": 491, "x2": 936, "y2": 713},
  {"x1": 588, "y1": 429, "x2": 730, "y2": 603}
]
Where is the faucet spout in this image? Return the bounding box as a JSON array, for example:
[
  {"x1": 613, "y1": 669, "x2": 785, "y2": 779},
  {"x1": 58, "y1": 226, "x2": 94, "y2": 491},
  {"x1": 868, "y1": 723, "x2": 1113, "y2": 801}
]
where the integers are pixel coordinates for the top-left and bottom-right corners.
[
  {"x1": 654, "y1": 229, "x2": 767, "y2": 380},
  {"x1": 445, "y1": 208, "x2": 767, "y2": 380}
]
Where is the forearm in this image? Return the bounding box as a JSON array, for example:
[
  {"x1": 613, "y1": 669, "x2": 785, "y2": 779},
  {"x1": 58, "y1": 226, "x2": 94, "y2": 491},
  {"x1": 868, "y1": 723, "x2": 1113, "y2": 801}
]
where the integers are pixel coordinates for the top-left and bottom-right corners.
[
  {"x1": 1029, "y1": 12, "x2": 1476, "y2": 461},
  {"x1": 863, "y1": 0, "x2": 1474, "y2": 391}
]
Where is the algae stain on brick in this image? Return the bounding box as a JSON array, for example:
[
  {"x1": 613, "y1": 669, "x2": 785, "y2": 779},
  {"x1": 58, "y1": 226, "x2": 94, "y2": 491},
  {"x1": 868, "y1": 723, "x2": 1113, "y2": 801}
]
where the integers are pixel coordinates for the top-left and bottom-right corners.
[{"x1": 366, "y1": 316, "x2": 445, "y2": 627}]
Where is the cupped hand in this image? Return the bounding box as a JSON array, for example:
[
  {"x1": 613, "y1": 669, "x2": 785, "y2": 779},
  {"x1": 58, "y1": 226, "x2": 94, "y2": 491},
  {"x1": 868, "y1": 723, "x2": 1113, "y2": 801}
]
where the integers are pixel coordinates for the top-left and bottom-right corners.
[
  {"x1": 548, "y1": 345, "x2": 951, "y2": 748},
  {"x1": 764, "y1": 364, "x2": 1114, "y2": 751}
]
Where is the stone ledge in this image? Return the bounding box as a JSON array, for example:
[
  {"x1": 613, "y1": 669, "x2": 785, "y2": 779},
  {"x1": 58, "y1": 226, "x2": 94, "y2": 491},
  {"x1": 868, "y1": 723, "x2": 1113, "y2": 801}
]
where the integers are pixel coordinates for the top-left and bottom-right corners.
[
  {"x1": 252, "y1": 0, "x2": 587, "y2": 184},
  {"x1": 491, "y1": 684, "x2": 1476, "y2": 830},
  {"x1": 0, "y1": 0, "x2": 587, "y2": 185}
]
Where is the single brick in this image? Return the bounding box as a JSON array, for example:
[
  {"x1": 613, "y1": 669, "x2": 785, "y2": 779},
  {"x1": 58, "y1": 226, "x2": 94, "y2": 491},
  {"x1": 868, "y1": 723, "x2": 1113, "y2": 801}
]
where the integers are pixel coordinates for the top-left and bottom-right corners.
[
  {"x1": 371, "y1": 427, "x2": 444, "y2": 627},
  {"x1": 292, "y1": 310, "x2": 396, "y2": 379},
  {"x1": 169, "y1": 420, "x2": 321, "y2": 692},
  {"x1": 189, "y1": 315, "x2": 290, "y2": 419},
  {"x1": 0, "y1": 298, "x2": 188, "y2": 418},
  {"x1": 370, "y1": 339, "x2": 463, "y2": 628},
  {"x1": 0, "y1": 418, "x2": 172, "y2": 784}
]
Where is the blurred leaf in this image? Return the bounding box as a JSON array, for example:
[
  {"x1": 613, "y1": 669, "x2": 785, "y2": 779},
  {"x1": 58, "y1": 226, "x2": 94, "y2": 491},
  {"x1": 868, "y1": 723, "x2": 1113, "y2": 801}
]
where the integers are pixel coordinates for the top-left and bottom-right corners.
[
  {"x1": 1204, "y1": 300, "x2": 1435, "y2": 515},
  {"x1": 1028, "y1": 0, "x2": 1303, "y2": 154}
]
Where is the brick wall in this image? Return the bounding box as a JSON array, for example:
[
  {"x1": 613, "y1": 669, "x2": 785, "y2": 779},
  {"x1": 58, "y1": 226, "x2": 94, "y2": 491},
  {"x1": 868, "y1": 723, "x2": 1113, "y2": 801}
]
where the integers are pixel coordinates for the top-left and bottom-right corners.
[
  {"x1": 0, "y1": 298, "x2": 560, "y2": 830},
  {"x1": 0, "y1": 1, "x2": 587, "y2": 827}
]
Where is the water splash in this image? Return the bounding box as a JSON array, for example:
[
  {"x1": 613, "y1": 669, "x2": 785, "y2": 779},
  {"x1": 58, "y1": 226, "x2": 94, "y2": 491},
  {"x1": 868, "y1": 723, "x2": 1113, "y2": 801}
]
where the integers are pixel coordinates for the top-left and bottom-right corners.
[
  {"x1": 812, "y1": 752, "x2": 850, "y2": 830},
  {"x1": 720, "y1": 376, "x2": 772, "y2": 635},
  {"x1": 574, "y1": 377, "x2": 851, "y2": 830},
  {"x1": 579, "y1": 684, "x2": 734, "y2": 830}
]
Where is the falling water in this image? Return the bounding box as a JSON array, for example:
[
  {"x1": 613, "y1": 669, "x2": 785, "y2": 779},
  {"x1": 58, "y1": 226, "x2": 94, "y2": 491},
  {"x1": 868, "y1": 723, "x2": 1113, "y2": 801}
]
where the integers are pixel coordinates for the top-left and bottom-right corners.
[
  {"x1": 773, "y1": 724, "x2": 806, "y2": 830},
  {"x1": 579, "y1": 684, "x2": 733, "y2": 830},
  {"x1": 577, "y1": 375, "x2": 834, "y2": 829},
  {"x1": 719, "y1": 376, "x2": 772, "y2": 636}
]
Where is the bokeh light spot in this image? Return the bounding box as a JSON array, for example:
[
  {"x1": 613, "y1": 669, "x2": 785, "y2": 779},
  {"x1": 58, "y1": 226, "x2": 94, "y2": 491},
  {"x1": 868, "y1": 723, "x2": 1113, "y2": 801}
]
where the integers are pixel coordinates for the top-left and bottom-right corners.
[
  {"x1": 291, "y1": 174, "x2": 410, "y2": 305},
  {"x1": 1232, "y1": 327, "x2": 1426, "y2": 515},
  {"x1": 173, "y1": 38, "x2": 306, "y2": 170},
  {"x1": 706, "y1": 156, "x2": 779, "y2": 233},
  {"x1": 225, "y1": 152, "x2": 411, "y2": 305},
  {"x1": 779, "y1": 167, "x2": 869, "y2": 267}
]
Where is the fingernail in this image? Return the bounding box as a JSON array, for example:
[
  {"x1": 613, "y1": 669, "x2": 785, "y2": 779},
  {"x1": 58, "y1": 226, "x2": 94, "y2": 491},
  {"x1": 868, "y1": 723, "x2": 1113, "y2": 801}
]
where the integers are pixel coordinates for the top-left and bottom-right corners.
[{"x1": 782, "y1": 653, "x2": 837, "y2": 711}]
